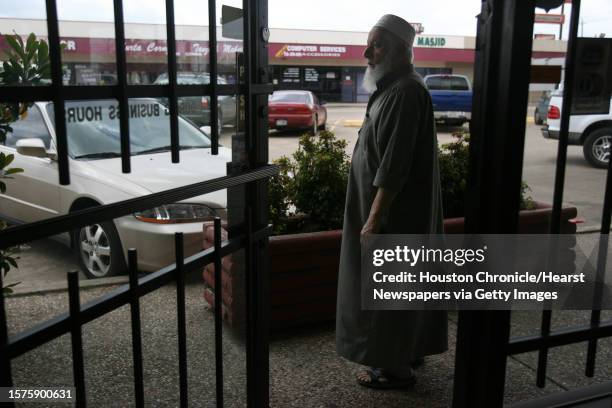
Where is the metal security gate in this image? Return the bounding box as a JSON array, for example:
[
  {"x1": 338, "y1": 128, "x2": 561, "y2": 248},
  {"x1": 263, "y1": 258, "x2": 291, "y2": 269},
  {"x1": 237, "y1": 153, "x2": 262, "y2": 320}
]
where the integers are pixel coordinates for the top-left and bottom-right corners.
[
  {"x1": 0, "y1": 0, "x2": 274, "y2": 406},
  {"x1": 453, "y1": 0, "x2": 612, "y2": 407}
]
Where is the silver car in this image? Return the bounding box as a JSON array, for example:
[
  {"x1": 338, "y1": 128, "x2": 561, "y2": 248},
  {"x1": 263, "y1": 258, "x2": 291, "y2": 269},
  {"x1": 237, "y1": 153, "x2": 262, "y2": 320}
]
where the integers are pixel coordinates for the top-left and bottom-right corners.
[
  {"x1": 0, "y1": 99, "x2": 231, "y2": 278},
  {"x1": 154, "y1": 72, "x2": 237, "y2": 129}
]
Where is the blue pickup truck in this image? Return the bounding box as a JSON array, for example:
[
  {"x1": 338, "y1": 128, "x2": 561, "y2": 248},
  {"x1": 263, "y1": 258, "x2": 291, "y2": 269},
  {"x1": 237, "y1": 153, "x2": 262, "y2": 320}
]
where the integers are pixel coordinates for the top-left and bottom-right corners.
[{"x1": 424, "y1": 74, "x2": 473, "y2": 126}]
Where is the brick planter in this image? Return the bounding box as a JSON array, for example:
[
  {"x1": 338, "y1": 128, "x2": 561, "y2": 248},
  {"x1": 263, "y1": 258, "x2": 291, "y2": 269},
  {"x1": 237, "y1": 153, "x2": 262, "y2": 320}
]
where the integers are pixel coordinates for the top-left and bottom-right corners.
[{"x1": 203, "y1": 202, "x2": 578, "y2": 330}]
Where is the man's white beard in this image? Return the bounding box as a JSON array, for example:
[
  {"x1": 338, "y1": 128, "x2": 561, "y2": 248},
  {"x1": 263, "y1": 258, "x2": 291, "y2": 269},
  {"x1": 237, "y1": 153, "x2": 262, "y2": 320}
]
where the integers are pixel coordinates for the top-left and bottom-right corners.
[{"x1": 362, "y1": 58, "x2": 395, "y2": 93}]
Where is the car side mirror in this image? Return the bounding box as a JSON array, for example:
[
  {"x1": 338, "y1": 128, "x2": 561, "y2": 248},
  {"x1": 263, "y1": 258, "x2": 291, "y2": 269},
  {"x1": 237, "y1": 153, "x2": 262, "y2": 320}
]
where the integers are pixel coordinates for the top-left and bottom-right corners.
[
  {"x1": 16, "y1": 138, "x2": 57, "y2": 160},
  {"x1": 320, "y1": 100, "x2": 327, "y2": 105}
]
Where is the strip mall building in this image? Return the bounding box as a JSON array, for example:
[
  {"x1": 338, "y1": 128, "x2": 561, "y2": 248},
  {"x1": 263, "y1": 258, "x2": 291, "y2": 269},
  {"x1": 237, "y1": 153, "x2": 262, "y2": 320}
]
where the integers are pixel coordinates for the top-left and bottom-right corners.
[{"x1": 1, "y1": 18, "x2": 566, "y2": 103}]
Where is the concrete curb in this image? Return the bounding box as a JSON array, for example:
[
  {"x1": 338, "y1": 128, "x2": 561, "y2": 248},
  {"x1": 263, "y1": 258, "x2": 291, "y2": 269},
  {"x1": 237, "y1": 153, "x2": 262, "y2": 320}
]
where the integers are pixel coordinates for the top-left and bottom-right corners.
[{"x1": 8, "y1": 275, "x2": 129, "y2": 297}]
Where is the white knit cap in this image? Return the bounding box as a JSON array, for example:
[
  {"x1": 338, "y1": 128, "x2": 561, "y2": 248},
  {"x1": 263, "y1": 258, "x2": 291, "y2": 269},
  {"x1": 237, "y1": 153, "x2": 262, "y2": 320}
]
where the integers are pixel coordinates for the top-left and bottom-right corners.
[{"x1": 373, "y1": 14, "x2": 416, "y2": 46}]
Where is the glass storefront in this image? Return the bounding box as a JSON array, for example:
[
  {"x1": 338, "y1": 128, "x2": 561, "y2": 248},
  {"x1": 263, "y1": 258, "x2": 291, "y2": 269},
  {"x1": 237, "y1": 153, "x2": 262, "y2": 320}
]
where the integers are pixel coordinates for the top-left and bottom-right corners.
[{"x1": 271, "y1": 65, "x2": 453, "y2": 103}]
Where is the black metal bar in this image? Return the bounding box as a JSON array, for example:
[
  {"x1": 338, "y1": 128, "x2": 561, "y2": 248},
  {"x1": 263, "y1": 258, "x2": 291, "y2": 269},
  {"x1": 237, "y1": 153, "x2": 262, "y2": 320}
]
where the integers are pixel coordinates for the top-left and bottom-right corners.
[
  {"x1": 585, "y1": 232, "x2": 610, "y2": 377},
  {"x1": 0, "y1": 271, "x2": 13, "y2": 389},
  {"x1": 0, "y1": 165, "x2": 278, "y2": 250},
  {"x1": 550, "y1": 0, "x2": 581, "y2": 234},
  {"x1": 165, "y1": 0, "x2": 180, "y2": 163},
  {"x1": 536, "y1": 310, "x2": 552, "y2": 388},
  {"x1": 508, "y1": 320, "x2": 612, "y2": 355},
  {"x1": 243, "y1": 0, "x2": 253, "y2": 160},
  {"x1": 537, "y1": 0, "x2": 582, "y2": 386},
  {"x1": 67, "y1": 271, "x2": 86, "y2": 406},
  {"x1": 45, "y1": 0, "x2": 69, "y2": 185},
  {"x1": 112, "y1": 0, "x2": 132, "y2": 174},
  {"x1": 213, "y1": 217, "x2": 224, "y2": 408},
  {"x1": 5, "y1": 230, "x2": 254, "y2": 358},
  {"x1": 0, "y1": 84, "x2": 270, "y2": 103},
  {"x1": 208, "y1": 0, "x2": 219, "y2": 155},
  {"x1": 453, "y1": 0, "x2": 536, "y2": 406},
  {"x1": 174, "y1": 233, "x2": 188, "y2": 408},
  {"x1": 244, "y1": 0, "x2": 271, "y2": 404},
  {"x1": 128, "y1": 249, "x2": 145, "y2": 408}
]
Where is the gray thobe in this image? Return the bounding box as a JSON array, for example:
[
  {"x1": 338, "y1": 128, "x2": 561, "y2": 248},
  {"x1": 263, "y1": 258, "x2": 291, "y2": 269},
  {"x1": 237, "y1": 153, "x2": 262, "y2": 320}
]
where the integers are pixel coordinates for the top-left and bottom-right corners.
[{"x1": 336, "y1": 66, "x2": 448, "y2": 369}]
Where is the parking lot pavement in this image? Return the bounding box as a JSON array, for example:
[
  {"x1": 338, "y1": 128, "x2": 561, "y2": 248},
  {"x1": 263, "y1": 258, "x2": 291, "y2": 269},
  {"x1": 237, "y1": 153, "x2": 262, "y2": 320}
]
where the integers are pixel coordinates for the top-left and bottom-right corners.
[
  {"x1": 6, "y1": 283, "x2": 612, "y2": 407},
  {"x1": 3, "y1": 238, "x2": 128, "y2": 295},
  {"x1": 5, "y1": 104, "x2": 608, "y2": 293}
]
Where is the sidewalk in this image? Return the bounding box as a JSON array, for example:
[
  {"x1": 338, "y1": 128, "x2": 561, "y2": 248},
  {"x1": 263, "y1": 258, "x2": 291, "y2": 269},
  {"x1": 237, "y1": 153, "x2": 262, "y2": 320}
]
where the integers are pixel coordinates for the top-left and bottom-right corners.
[{"x1": 5, "y1": 281, "x2": 612, "y2": 407}]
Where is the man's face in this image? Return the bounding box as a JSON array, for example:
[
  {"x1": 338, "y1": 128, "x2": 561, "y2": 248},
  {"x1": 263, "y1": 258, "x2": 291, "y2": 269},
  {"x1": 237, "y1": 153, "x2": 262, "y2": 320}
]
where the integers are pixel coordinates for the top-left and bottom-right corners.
[{"x1": 363, "y1": 28, "x2": 389, "y2": 67}]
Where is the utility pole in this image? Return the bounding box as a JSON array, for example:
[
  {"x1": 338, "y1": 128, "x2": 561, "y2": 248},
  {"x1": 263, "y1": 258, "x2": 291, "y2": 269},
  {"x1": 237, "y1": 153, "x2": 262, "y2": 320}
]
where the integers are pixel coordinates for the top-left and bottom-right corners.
[{"x1": 559, "y1": 3, "x2": 564, "y2": 39}]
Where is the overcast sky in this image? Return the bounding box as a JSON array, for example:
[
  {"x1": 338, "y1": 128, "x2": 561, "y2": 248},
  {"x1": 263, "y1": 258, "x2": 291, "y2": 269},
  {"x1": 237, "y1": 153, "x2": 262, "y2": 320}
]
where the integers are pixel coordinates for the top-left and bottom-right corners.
[{"x1": 2, "y1": 0, "x2": 611, "y2": 39}]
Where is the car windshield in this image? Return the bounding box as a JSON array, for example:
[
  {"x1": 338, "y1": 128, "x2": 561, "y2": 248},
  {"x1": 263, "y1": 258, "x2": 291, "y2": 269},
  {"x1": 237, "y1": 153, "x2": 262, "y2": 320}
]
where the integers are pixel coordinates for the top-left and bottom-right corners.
[
  {"x1": 270, "y1": 92, "x2": 310, "y2": 104},
  {"x1": 46, "y1": 99, "x2": 212, "y2": 159}
]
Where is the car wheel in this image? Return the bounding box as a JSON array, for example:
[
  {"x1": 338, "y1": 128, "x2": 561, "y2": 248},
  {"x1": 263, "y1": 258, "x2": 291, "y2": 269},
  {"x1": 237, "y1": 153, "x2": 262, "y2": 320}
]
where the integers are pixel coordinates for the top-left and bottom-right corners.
[
  {"x1": 309, "y1": 115, "x2": 318, "y2": 135},
  {"x1": 75, "y1": 221, "x2": 126, "y2": 279},
  {"x1": 583, "y1": 128, "x2": 612, "y2": 169},
  {"x1": 318, "y1": 118, "x2": 326, "y2": 131}
]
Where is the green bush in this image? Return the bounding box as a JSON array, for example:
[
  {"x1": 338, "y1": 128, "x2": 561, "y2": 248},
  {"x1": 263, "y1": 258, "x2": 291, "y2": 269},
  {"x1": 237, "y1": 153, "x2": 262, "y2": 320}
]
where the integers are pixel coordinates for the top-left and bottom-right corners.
[
  {"x1": 269, "y1": 129, "x2": 536, "y2": 234},
  {"x1": 269, "y1": 130, "x2": 350, "y2": 234},
  {"x1": 438, "y1": 131, "x2": 535, "y2": 218}
]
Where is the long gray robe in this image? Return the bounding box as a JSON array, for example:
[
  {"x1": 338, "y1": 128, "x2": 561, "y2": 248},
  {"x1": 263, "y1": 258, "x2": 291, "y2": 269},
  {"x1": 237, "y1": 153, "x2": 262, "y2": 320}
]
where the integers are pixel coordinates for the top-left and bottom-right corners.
[{"x1": 336, "y1": 65, "x2": 448, "y2": 369}]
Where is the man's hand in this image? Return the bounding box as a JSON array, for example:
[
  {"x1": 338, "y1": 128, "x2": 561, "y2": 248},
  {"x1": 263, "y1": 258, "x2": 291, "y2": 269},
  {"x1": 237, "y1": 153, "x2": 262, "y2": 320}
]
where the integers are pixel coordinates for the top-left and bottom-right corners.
[
  {"x1": 361, "y1": 214, "x2": 382, "y2": 243},
  {"x1": 361, "y1": 187, "x2": 397, "y2": 243}
]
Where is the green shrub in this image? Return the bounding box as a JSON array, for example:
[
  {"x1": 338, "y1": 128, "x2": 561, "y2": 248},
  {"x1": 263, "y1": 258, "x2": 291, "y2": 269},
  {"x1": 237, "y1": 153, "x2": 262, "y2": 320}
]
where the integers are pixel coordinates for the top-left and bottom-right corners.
[
  {"x1": 438, "y1": 131, "x2": 536, "y2": 218},
  {"x1": 269, "y1": 129, "x2": 536, "y2": 234},
  {"x1": 269, "y1": 130, "x2": 350, "y2": 234}
]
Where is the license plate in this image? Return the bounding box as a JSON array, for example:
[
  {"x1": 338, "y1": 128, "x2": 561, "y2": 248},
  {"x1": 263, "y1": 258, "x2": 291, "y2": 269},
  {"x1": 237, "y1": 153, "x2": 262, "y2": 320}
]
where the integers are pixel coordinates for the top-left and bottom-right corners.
[{"x1": 276, "y1": 119, "x2": 288, "y2": 126}]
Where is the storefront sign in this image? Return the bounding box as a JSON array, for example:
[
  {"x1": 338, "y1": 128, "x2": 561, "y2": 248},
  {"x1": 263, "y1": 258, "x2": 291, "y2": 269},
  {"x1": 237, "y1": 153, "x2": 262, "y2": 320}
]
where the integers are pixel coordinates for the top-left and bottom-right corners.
[
  {"x1": 417, "y1": 37, "x2": 446, "y2": 47},
  {"x1": 274, "y1": 44, "x2": 348, "y2": 58},
  {"x1": 535, "y1": 14, "x2": 565, "y2": 24},
  {"x1": 3, "y1": 37, "x2": 244, "y2": 58},
  {"x1": 534, "y1": 34, "x2": 557, "y2": 40},
  {"x1": 305, "y1": 68, "x2": 319, "y2": 82},
  {"x1": 410, "y1": 23, "x2": 424, "y2": 34},
  {"x1": 415, "y1": 35, "x2": 464, "y2": 49},
  {"x1": 282, "y1": 67, "x2": 300, "y2": 83}
]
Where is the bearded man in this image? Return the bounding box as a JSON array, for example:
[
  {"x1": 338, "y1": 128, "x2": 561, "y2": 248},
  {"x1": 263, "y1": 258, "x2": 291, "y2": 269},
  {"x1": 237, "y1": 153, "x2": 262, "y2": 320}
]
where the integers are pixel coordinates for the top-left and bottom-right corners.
[{"x1": 335, "y1": 14, "x2": 448, "y2": 389}]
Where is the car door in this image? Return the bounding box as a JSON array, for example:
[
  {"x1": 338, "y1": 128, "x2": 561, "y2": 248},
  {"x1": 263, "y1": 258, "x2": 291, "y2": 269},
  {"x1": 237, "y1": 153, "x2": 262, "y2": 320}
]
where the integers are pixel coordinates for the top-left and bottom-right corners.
[{"x1": 0, "y1": 104, "x2": 61, "y2": 223}]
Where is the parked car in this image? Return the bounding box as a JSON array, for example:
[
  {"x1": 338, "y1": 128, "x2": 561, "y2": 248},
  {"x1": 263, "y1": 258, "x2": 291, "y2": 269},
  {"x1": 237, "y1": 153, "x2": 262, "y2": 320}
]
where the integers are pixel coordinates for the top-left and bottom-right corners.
[
  {"x1": 153, "y1": 72, "x2": 237, "y2": 129},
  {"x1": 0, "y1": 99, "x2": 231, "y2": 278},
  {"x1": 424, "y1": 74, "x2": 473, "y2": 126},
  {"x1": 542, "y1": 94, "x2": 612, "y2": 168},
  {"x1": 268, "y1": 90, "x2": 327, "y2": 134},
  {"x1": 534, "y1": 90, "x2": 552, "y2": 125}
]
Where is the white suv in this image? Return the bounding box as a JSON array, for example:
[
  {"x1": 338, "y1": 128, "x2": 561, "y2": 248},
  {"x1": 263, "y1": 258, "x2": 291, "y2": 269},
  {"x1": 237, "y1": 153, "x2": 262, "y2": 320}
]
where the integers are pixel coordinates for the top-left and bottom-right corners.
[{"x1": 543, "y1": 94, "x2": 612, "y2": 168}]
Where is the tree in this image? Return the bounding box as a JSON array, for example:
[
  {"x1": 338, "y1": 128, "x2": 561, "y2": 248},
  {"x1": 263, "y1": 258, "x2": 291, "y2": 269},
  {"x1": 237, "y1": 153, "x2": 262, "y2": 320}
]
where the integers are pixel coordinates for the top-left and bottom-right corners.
[{"x1": 0, "y1": 32, "x2": 52, "y2": 293}]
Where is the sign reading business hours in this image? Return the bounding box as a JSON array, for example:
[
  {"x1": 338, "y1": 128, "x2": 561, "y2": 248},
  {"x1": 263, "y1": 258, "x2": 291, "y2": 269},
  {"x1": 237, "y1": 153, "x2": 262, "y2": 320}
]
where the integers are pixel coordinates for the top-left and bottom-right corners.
[{"x1": 571, "y1": 38, "x2": 612, "y2": 115}]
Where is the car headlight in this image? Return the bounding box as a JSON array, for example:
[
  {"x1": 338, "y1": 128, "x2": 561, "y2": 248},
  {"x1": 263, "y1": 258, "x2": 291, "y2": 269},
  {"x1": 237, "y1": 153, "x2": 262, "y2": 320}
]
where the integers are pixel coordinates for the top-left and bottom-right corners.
[{"x1": 134, "y1": 204, "x2": 218, "y2": 224}]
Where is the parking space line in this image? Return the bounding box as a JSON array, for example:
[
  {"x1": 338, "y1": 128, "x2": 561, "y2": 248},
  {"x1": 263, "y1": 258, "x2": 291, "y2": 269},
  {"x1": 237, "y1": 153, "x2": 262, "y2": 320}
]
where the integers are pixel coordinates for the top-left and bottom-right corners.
[
  {"x1": 330, "y1": 117, "x2": 343, "y2": 132},
  {"x1": 343, "y1": 119, "x2": 363, "y2": 127}
]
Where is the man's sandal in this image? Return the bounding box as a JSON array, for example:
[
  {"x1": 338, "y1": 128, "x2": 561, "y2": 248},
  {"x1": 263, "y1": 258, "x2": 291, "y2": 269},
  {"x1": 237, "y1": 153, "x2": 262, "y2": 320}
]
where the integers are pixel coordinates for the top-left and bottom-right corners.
[{"x1": 356, "y1": 367, "x2": 416, "y2": 389}]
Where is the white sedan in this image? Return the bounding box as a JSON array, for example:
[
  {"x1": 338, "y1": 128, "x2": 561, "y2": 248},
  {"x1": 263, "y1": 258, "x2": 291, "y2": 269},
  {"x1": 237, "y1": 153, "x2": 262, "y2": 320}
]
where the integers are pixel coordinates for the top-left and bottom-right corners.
[{"x1": 0, "y1": 99, "x2": 231, "y2": 278}]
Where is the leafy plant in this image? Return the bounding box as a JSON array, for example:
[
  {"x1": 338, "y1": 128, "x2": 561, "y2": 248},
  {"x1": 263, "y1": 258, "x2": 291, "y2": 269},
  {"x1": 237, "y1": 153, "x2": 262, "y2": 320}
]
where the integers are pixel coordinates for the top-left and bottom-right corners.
[
  {"x1": 269, "y1": 130, "x2": 351, "y2": 234},
  {"x1": 269, "y1": 129, "x2": 536, "y2": 234},
  {"x1": 0, "y1": 32, "x2": 51, "y2": 293},
  {"x1": 1, "y1": 32, "x2": 51, "y2": 145},
  {"x1": 438, "y1": 131, "x2": 536, "y2": 218}
]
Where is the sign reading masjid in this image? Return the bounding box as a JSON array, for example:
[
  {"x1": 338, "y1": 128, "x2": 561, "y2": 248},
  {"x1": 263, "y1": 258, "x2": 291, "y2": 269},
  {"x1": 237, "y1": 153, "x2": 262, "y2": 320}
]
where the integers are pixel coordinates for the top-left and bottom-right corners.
[{"x1": 417, "y1": 37, "x2": 447, "y2": 47}]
